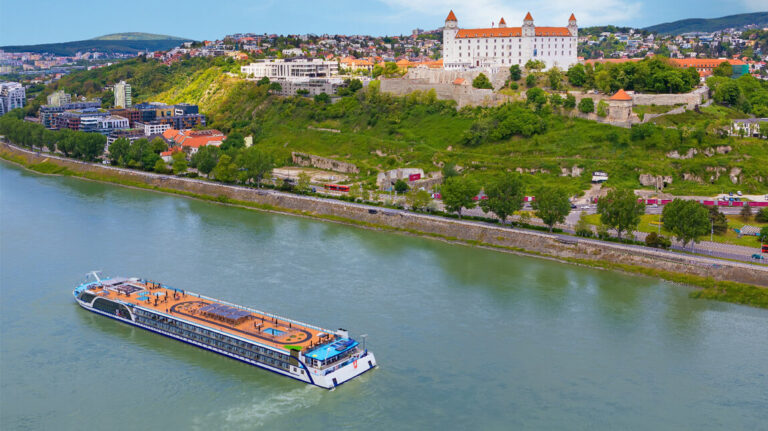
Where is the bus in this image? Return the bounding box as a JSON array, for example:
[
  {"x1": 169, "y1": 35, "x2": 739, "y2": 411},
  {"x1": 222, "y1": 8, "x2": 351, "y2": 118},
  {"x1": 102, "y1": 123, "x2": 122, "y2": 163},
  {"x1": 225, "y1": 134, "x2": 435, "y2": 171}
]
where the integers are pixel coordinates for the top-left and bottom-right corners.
[{"x1": 324, "y1": 184, "x2": 350, "y2": 192}]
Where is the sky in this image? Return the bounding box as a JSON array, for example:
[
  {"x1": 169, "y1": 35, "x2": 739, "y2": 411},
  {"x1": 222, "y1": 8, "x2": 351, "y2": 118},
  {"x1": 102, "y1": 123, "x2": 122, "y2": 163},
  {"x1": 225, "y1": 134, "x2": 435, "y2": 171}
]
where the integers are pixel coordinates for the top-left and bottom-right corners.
[{"x1": 0, "y1": 0, "x2": 765, "y2": 46}]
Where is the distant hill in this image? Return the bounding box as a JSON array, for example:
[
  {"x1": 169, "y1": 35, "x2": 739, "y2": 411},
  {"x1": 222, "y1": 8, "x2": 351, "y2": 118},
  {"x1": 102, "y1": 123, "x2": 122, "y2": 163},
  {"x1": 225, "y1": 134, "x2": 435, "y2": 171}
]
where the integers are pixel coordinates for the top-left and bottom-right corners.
[
  {"x1": 1, "y1": 33, "x2": 193, "y2": 56},
  {"x1": 92, "y1": 32, "x2": 189, "y2": 41},
  {"x1": 644, "y1": 12, "x2": 768, "y2": 34}
]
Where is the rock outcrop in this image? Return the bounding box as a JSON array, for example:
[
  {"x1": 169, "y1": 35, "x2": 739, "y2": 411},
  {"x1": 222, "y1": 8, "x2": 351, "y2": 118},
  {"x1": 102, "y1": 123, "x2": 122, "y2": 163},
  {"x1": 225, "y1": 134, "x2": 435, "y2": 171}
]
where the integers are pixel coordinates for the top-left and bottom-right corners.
[{"x1": 639, "y1": 174, "x2": 673, "y2": 189}]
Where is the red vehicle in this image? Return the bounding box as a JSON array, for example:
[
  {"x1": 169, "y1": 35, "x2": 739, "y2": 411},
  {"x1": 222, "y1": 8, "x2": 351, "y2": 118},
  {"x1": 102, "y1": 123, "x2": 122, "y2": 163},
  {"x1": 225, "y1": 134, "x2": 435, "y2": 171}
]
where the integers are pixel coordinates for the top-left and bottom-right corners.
[
  {"x1": 763, "y1": 245, "x2": 768, "y2": 254},
  {"x1": 324, "y1": 184, "x2": 350, "y2": 192}
]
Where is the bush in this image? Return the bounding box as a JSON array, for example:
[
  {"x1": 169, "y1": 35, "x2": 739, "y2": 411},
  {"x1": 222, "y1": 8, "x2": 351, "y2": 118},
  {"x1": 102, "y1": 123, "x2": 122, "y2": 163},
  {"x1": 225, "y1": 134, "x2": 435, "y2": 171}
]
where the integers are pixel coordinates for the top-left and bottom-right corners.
[
  {"x1": 756, "y1": 207, "x2": 768, "y2": 223},
  {"x1": 645, "y1": 232, "x2": 671, "y2": 249},
  {"x1": 526, "y1": 74, "x2": 537, "y2": 88},
  {"x1": 578, "y1": 97, "x2": 595, "y2": 113},
  {"x1": 472, "y1": 73, "x2": 493, "y2": 89}
]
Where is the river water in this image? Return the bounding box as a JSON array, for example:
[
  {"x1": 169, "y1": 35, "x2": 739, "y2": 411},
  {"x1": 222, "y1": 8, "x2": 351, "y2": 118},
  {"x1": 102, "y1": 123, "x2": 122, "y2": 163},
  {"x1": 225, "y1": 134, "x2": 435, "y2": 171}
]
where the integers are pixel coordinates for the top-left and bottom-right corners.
[{"x1": 1, "y1": 162, "x2": 767, "y2": 430}]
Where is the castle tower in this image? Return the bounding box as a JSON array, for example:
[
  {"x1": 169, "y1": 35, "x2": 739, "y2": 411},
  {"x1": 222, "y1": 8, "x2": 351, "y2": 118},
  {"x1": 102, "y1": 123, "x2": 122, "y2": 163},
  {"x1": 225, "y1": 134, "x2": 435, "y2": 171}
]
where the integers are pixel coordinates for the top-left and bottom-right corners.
[
  {"x1": 608, "y1": 89, "x2": 633, "y2": 121},
  {"x1": 522, "y1": 12, "x2": 534, "y2": 37},
  {"x1": 443, "y1": 10, "x2": 459, "y2": 69},
  {"x1": 568, "y1": 13, "x2": 578, "y2": 37},
  {"x1": 498, "y1": 17, "x2": 507, "y2": 28}
]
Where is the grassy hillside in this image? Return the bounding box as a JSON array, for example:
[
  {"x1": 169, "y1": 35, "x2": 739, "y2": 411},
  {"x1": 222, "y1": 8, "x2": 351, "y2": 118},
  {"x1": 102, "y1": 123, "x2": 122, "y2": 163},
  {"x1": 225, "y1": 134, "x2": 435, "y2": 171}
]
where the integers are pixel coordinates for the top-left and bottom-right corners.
[
  {"x1": 92, "y1": 32, "x2": 189, "y2": 41},
  {"x1": 645, "y1": 12, "x2": 768, "y2": 34},
  {"x1": 26, "y1": 58, "x2": 768, "y2": 197}
]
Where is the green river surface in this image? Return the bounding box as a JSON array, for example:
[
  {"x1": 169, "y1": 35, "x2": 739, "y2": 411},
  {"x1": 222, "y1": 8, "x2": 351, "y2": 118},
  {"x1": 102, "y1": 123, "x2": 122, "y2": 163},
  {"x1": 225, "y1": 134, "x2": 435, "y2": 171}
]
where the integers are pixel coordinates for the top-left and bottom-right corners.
[{"x1": 1, "y1": 161, "x2": 767, "y2": 430}]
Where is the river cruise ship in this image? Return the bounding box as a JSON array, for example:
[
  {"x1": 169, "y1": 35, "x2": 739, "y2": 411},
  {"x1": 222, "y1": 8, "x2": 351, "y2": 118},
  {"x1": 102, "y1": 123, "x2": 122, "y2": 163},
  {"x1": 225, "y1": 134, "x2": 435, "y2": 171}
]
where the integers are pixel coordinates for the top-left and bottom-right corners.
[{"x1": 73, "y1": 272, "x2": 376, "y2": 389}]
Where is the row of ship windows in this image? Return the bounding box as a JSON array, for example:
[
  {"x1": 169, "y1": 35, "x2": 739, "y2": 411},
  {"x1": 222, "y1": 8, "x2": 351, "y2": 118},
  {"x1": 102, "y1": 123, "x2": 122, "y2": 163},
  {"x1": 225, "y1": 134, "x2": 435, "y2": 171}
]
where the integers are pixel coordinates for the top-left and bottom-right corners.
[
  {"x1": 135, "y1": 315, "x2": 292, "y2": 370},
  {"x1": 133, "y1": 309, "x2": 289, "y2": 362}
]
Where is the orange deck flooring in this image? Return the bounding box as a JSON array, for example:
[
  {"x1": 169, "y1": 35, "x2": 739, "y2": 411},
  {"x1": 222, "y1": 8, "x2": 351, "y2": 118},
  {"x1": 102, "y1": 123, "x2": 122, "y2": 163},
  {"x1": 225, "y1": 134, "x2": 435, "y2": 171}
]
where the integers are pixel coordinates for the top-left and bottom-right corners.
[{"x1": 87, "y1": 282, "x2": 331, "y2": 352}]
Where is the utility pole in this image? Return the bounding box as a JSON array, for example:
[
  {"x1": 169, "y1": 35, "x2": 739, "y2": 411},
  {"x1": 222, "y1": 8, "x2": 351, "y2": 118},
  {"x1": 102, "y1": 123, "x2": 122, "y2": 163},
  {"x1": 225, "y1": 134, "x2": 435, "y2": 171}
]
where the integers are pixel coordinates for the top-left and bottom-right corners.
[{"x1": 711, "y1": 219, "x2": 714, "y2": 242}]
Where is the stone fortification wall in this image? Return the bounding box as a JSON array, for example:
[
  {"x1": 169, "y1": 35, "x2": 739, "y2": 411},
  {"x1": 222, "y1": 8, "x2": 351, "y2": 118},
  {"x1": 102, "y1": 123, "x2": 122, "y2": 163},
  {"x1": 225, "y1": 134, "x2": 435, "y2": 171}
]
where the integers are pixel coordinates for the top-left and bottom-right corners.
[
  {"x1": 380, "y1": 78, "x2": 511, "y2": 108},
  {"x1": 4, "y1": 144, "x2": 767, "y2": 288},
  {"x1": 291, "y1": 152, "x2": 359, "y2": 174}
]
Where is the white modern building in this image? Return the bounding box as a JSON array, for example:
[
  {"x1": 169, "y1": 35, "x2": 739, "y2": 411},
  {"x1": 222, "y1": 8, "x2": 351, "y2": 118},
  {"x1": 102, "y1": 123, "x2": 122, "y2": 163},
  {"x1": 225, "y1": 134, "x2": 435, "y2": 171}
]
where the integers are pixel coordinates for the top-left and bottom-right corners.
[
  {"x1": 241, "y1": 58, "x2": 339, "y2": 79},
  {"x1": 139, "y1": 122, "x2": 171, "y2": 136},
  {"x1": 731, "y1": 118, "x2": 768, "y2": 138},
  {"x1": 442, "y1": 10, "x2": 578, "y2": 70},
  {"x1": 0, "y1": 81, "x2": 26, "y2": 115},
  {"x1": 47, "y1": 90, "x2": 72, "y2": 107},
  {"x1": 113, "y1": 80, "x2": 132, "y2": 108}
]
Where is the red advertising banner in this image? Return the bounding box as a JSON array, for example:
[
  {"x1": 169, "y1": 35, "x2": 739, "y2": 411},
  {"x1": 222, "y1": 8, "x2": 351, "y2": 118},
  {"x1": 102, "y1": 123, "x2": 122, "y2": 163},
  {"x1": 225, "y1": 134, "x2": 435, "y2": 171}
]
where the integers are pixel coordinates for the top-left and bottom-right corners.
[{"x1": 408, "y1": 173, "x2": 421, "y2": 181}]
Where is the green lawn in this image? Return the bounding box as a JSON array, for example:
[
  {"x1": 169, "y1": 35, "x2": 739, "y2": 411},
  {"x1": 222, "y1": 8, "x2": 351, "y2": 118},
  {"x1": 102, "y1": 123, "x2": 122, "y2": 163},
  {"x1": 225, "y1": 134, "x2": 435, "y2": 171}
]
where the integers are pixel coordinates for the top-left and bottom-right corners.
[{"x1": 583, "y1": 213, "x2": 766, "y2": 247}]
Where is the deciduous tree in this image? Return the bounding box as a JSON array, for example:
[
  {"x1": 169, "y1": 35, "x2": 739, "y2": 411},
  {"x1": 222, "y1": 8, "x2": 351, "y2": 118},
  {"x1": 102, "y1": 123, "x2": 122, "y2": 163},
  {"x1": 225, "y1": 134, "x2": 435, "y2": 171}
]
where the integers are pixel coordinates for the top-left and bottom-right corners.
[
  {"x1": 597, "y1": 188, "x2": 644, "y2": 240},
  {"x1": 532, "y1": 185, "x2": 570, "y2": 232},
  {"x1": 441, "y1": 177, "x2": 480, "y2": 218},
  {"x1": 479, "y1": 173, "x2": 525, "y2": 224},
  {"x1": 662, "y1": 199, "x2": 710, "y2": 248}
]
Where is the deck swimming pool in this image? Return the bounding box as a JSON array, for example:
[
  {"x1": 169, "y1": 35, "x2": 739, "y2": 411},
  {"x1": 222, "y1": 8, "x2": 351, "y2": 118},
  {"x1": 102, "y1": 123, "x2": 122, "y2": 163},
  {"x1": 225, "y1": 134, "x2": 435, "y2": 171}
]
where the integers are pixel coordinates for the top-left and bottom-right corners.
[{"x1": 263, "y1": 327, "x2": 285, "y2": 336}]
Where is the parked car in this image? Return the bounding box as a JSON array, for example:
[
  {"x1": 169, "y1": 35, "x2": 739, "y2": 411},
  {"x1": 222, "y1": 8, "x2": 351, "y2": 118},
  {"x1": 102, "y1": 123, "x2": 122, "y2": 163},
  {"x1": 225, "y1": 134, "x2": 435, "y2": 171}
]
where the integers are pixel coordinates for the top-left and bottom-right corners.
[
  {"x1": 752, "y1": 254, "x2": 765, "y2": 260},
  {"x1": 737, "y1": 191, "x2": 742, "y2": 196}
]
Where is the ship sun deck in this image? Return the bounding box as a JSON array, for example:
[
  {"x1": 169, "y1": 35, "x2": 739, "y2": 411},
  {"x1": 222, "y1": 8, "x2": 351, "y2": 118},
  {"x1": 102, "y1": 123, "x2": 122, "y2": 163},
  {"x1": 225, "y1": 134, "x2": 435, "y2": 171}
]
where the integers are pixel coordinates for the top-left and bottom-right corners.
[{"x1": 84, "y1": 280, "x2": 334, "y2": 353}]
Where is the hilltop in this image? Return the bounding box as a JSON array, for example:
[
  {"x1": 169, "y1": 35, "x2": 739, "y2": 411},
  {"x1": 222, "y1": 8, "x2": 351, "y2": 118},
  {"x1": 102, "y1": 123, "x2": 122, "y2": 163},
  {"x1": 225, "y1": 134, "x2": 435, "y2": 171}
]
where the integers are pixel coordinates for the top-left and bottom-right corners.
[
  {"x1": 1, "y1": 33, "x2": 192, "y2": 56},
  {"x1": 644, "y1": 12, "x2": 768, "y2": 34},
  {"x1": 92, "y1": 32, "x2": 190, "y2": 41}
]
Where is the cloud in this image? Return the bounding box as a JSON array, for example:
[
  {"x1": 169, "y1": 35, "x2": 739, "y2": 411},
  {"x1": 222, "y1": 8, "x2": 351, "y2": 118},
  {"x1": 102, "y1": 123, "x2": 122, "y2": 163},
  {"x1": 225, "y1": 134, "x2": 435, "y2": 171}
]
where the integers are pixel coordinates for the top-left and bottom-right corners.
[{"x1": 378, "y1": 0, "x2": 643, "y2": 27}]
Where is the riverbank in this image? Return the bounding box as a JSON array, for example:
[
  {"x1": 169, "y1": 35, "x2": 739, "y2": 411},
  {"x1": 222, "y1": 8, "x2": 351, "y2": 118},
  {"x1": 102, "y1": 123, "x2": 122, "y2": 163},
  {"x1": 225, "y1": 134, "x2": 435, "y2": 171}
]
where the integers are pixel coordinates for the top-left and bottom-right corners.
[{"x1": 2, "y1": 143, "x2": 767, "y2": 309}]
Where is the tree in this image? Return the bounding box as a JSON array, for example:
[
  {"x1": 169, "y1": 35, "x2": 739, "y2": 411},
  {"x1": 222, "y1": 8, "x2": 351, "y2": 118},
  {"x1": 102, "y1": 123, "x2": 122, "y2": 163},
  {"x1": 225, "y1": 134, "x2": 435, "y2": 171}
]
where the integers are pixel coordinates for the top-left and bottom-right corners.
[
  {"x1": 596, "y1": 100, "x2": 609, "y2": 117},
  {"x1": 509, "y1": 65, "x2": 522, "y2": 81},
  {"x1": 150, "y1": 137, "x2": 167, "y2": 154},
  {"x1": 524, "y1": 59, "x2": 545, "y2": 73},
  {"x1": 269, "y1": 82, "x2": 282, "y2": 93},
  {"x1": 740, "y1": 203, "x2": 753, "y2": 221},
  {"x1": 526, "y1": 87, "x2": 547, "y2": 110},
  {"x1": 548, "y1": 67, "x2": 562, "y2": 90},
  {"x1": 756, "y1": 207, "x2": 768, "y2": 223},
  {"x1": 567, "y1": 64, "x2": 587, "y2": 86},
  {"x1": 406, "y1": 189, "x2": 431, "y2": 211},
  {"x1": 645, "y1": 232, "x2": 671, "y2": 249},
  {"x1": 295, "y1": 172, "x2": 312, "y2": 194},
  {"x1": 526, "y1": 74, "x2": 537, "y2": 88},
  {"x1": 708, "y1": 206, "x2": 728, "y2": 235},
  {"x1": 153, "y1": 159, "x2": 170, "y2": 173},
  {"x1": 442, "y1": 163, "x2": 459, "y2": 178},
  {"x1": 192, "y1": 145, "x2": 219, "y2": 177},
  {"x1": 236, "y1": 147, "x2": 274, "y2": 187},
  {"x1": 575, "y1": 212, "x2": 594, "y2": 237},
  {"x1": 221, "y1": 131, "x2": 245, "y2": 151},
  {"x1": 596, "y1": 188, "x2": 644, "y2": 240},
  {"x1": 479, "y1": 173, "x2": 525, "y2": 224},
  {"x1": 662, "y1": 199, "x2": 710, "y2": 248},
  {"x1": 108, "y1": 137, "x2": 130, "y2": 165},
  {"x1": 532, "y1": 185, "x2": 570, "y2": 232},
  {"x1": 314, "y1": 92, "x2": 331, "y2": 104},
  {"x1": 760, "y1": 226, "x2": 768, "y2": 243},
  {"x1": 472, "y1": 73, "x2": 493, "y2": 89},
  {"x1": 383, "y1": 62, "x2": 401, "y2": 77},
  {"x1": 213, "y1": 154, "x2": 237, "y2": 183},
  {"x1": 256, "y1": 77, "x2": 270, "y2": 86},
  {"x1": 578, "y1": 97, "x2": 595, "y2": 113},
  {"x1": 441, "y1": 177, "x2": 480, "y2": 218},
  {"x1": 713, "y1": 61, "x2": 733, "y2": 78},
  {"x1": 564, "y1": 94, "x2": 576, "y2": 109},
  {"x1": 394, "y1": 179, "x2": 409, "y2": 193},
  {"x1": 172, "y1": 151, "x2": 188, "y2": 175}
]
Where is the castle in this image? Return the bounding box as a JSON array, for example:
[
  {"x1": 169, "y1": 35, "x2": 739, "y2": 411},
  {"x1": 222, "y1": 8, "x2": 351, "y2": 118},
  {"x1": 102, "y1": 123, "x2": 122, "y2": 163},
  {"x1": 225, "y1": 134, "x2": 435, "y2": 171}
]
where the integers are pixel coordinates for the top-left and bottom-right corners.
[{"x1": 442, "y1": 10, "x2": 578, "y2": 71}]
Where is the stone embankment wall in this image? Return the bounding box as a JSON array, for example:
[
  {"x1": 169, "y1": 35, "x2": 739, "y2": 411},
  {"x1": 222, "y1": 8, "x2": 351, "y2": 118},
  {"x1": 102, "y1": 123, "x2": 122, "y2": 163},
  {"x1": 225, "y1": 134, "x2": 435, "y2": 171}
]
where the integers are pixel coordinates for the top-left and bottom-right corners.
[
  {"x1": 5, "y1": 143, "x2": 768, "y2": 288},
  {"x1": 291, "y1": 152, "x2": 359, "y2": 174},
  {"x1": 380, "y1": 78, "x2": 511, "y2": 108}
]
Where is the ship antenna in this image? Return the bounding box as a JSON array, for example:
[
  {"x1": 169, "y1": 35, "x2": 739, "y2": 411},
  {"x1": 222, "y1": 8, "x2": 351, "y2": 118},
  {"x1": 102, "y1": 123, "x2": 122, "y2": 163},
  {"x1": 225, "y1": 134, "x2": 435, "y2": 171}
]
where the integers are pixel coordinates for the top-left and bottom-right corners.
[{"x1": 87, "y1": 270, "x2": 103, "y2": 282}]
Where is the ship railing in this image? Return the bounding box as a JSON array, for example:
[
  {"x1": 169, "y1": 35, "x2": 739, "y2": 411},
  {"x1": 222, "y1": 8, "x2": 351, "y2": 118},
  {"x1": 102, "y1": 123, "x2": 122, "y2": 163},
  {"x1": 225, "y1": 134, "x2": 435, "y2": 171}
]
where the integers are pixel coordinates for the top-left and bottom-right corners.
[
  {"x1": 316, "y1": 349, "x2": 367, "y2": 375},
  {"x1": 188, "y1": 292, "x2": 329, "y2": 333}
]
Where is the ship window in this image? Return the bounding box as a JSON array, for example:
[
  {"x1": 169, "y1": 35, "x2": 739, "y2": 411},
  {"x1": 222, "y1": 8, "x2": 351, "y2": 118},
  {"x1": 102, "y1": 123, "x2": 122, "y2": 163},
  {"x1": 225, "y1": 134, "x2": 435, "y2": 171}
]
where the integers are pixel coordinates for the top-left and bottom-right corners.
[{"x1": 79, "y1": 292, "x2": 96, "y2": 303}]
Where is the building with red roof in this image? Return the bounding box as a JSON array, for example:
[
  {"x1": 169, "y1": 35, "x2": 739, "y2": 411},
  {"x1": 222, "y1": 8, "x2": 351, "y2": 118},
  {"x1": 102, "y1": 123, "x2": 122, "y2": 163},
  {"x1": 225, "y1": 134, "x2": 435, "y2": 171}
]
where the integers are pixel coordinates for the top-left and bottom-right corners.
[
  {"x1": 442, "y1": 11, "x2": 578, "y2": 71},
  {"x1": 163, "y1": 129, "x2": 226, "y2": 155}
]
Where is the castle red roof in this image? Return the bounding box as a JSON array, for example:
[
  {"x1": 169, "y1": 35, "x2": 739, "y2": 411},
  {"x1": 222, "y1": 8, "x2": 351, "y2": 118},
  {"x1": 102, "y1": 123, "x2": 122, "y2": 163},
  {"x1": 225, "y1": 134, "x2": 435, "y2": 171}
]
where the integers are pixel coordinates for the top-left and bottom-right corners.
[
  {"x1": 524, "y1": 12, "x2": 533, "y2": 21},
  {"x1": 499, "y1": 17, "x2": 506, "y2": 25},
  {"x1": 446, "y1": 10, "x2": 457, "y2": 22},
  {"x1": 609, "y1": 89, "x2": 632, "y2": 101},
  {"x1": 455, "y1": 26, "x2": 570, "y2": 38},
  {"x1": 569, "y1": 13, "x2": 576, "y2": 21}
]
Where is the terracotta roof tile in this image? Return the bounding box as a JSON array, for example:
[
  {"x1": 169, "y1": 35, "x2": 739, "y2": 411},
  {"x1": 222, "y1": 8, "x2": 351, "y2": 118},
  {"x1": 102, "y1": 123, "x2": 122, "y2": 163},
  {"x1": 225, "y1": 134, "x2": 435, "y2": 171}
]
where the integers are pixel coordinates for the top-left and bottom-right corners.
[
  {"x1": 524, "y1": 12, "x2": 533, "y2": 21},
  {"x1": 446, "y1": 10, "x2": 457, "y2": 22},
  {"x1": 609, "y1": 89, "x2": 632, "y2": 101}
]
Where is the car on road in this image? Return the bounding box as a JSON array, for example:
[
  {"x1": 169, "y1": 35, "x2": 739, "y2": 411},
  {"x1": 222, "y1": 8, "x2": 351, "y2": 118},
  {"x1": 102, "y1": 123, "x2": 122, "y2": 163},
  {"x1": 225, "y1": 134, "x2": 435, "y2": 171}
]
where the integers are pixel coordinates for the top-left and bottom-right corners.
[{"x1": 752, "y1": 254, "x2": 765, "y2": 260}]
